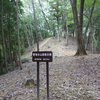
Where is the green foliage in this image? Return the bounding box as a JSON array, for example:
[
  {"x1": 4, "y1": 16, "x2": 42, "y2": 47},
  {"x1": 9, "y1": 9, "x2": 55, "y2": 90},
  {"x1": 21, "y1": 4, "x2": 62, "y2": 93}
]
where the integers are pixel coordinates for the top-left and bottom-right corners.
[
  {"x1": 0, "y1": 67, "x2": 6, "y2": 75},
  {"x1": 21, "y1": 45, "x2": 25, "y2": 55},
  {"x1": 68, "y1": 23, "x2": 74, "y2": 34},
  {"x1": 97, "y1": 41, "x2": 100, "y2": 47},
  {"x1": 0, "y1": 0, "x2": 25, "y2": 72},
  {"x1": 47, "y1": 33, "x2": 52, "y2": 37}
]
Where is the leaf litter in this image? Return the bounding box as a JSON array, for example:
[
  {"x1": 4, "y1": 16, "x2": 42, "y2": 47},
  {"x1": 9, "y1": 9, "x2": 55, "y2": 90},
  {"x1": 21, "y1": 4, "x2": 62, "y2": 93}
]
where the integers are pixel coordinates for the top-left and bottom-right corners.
[{"x1": 0, "y1": 37, "x2": 100, "y2": 100}]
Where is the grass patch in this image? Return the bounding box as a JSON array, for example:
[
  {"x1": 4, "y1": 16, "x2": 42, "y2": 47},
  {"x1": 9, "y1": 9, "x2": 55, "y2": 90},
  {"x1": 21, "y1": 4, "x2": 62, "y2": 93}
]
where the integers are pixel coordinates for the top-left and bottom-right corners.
[
  {"x1": 77, "y1": 94, "x2": 94, "y2": 100},
  {"x1": 62, "y1": 94, "x2": 66, "y2": 100},
  {"x1": 55, "y1": 73, "x2": 61, "y2": 77},
  {"x1": 21, "y1": 56, "x2": 31, "y2": 63},
  {"x1": 69, "y1": 93, "x2": 94, "y2": 100},
  {"x1": 68, "y1": 89, "x2": 73, "y2": 93},
  {"x1": 24, "y1": 79, "x2": 36, "y2": 87},
  {"x1": 74, "y1": 85, "x2": 80, "y2": 88}
]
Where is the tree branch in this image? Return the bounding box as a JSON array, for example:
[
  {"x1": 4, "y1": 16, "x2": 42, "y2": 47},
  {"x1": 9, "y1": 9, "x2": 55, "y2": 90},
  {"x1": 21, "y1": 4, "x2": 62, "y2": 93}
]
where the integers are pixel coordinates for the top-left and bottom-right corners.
[{"x1": 84, "y1": 0, "x2": 96, "y2": 41}]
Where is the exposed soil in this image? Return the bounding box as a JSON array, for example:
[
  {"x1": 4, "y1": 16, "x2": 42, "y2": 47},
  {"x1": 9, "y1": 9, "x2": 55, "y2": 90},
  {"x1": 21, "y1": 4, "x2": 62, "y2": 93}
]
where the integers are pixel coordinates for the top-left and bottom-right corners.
[{"x1": 0, "y1": 36, "x2": 100, "y2": 100}]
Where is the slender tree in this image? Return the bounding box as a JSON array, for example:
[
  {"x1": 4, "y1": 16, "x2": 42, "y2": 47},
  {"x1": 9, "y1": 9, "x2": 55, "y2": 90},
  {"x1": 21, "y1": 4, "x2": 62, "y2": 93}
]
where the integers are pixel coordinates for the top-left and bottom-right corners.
[
  {"x1": 16, "y1": 0, "x2": 22, "y2": 70},
  {"x1": 24, "y1": 25, "x2": 31, "y2": 48},
  {"x1": 63, "y1": 0, "x2": 69, "y2": 45},
  {"x1": 38, "y1": 0, "x2": 51, "y2": 34},
  {"x1": 49, "y1": 0, "x2": 63, "y2": 41},
  {"x1": 29, "y1": 5, "x2": 34, "y2": 45},
  {"x1": 1, "y1": 0, "x2": 8, "y2": 72},
  {"x1": 84, "y1": 0, "x2": 96, "y2": 42},
  {"x1": 32, "y1": 0, "x2": 39, "y2": 51}
]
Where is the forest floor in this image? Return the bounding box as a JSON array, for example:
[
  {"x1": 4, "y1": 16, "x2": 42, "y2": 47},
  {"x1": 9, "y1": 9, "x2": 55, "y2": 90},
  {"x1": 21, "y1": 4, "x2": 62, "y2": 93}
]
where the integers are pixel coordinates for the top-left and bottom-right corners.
[{"x1": 0, "y1": 36, "x2": 100, "y2": 100}]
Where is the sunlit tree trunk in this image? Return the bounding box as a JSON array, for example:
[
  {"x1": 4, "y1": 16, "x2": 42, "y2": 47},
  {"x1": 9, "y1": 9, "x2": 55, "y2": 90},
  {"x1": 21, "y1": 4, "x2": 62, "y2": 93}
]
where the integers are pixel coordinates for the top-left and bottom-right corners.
[
  {"x1": 32, "y1": 0, "x2": 39, "y2": 51},
  {"x1": 63, "y1": 1, "x2": 69, "y2": 45},
  {"x1": 29, "y1": 5, "x2": 34, "y2": 45},
  {"x1": 38, "y1": 0, "x2": 52, "y2": 34},
  {"x1": 57, "y1": 17, "x2": 60, "y2": 42},
  {"x1": 66, "y1": 25, "x2": 69, "y2": 45},
  {"x1": 1, "y1": 0, "x2": 8, "y2": 72},
  {"x1": 16, "y1": 0, "x2": 22, "y2": 70}
]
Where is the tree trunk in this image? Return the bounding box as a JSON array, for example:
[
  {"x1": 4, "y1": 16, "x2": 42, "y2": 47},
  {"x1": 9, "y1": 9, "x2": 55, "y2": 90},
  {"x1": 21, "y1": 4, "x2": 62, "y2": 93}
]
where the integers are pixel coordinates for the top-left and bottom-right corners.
[
  {"x1": 53, "y1": 28, "x2": 56, "y2": 37},
  {"x1": 70, "y1": 0, "x2": 87, "y2": 56},
  {"x1": 86, "y1": 31, "x2": 93, "y2": 51},
  {"x1": 66, "y1": 28, "x2": 69, "y2": 45},
  {"x1": 13, "y1": 24, "x2": 18, "y2": 69},
  {"x1": 63, "y1": 4, "x2": 69, "y2": 45},
  {"x1": 32, "y1": 0, "x2": 39, "y2": 51},
  {"x1": 38, "y1": 0, "x2": 52, "y2": 34},
  {"x1": 63, "y1": 22, "x2": 68, "y2": 45},
  {"x1": 12, "y1": 1, "x2": 18, "y2": 69},
  {"x1": 7, "y1": 15, "x2": 13, "y2": 69},
  {"x1": 84, "y1": 0, "x2": 96, "y2": 42},
  {"x1": 0, "y1": 48, "x2": 3, "y2": 74},
  {"x1": 1, "y1": 0, "x2": 8, "y2": 72},
  {"x1": 57, "y1": 17, "x2": 60, "y2": 42},
  {"x1": 16, "y1": 0, "x2": 22, "y2": 70},
  {"x1": 39, "y1": 32, "x2": 43, "y2": 40},
  {"x1": 24, "y1": 25, "x2": 31, "y2": 48},
  {"x1": 86, "y1": 22, "x2": 93, "y2": 51},
  {"x1": 73, "y1": 31, "x2": 74, "y2": 37},
  {"x1": 93, "y1": 34, "x2": 97, "y2": 53},
  {"x1": 92, "y1": 34, "x2": 93, "y2": 54},
  {"x1": 29, "y1": 6, "x2": 34, "y2": 45}
]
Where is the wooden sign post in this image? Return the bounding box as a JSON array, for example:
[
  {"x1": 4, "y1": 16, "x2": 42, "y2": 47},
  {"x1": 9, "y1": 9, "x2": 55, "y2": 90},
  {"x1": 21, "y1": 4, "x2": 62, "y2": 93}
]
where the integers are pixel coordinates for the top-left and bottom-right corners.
[{"x1": 32, "y1": 51, "x2": 53, "y2": 100}]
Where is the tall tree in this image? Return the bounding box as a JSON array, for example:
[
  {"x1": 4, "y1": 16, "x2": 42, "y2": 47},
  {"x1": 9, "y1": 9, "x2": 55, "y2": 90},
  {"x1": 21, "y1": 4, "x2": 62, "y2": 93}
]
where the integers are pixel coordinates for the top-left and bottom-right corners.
[
  {"x1": 70, "y1": 0, "x2": 87, "y2": 55},
  {"x1": 32, "y1": 0, "x2": 39, "y2": 51},
  {"x1": 49, "y1": 0, "x2": 63, "y2": 41},
  {"x1": 1, "y1": 0, "x2": 8, "y2": 72},
  {"x1": 63, "y1": 0, "x2": 69, "y2": 45},
  {"x1": 38, "y1": 0, "x2": 51, "y2": 34},
  {"x1": 16, "y1": 0, "x2": 22, "y2": 70}
]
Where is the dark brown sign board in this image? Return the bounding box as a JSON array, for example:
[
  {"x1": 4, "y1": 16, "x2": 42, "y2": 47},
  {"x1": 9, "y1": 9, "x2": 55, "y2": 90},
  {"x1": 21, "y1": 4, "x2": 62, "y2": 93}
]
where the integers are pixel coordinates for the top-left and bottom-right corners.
[{"x1": 32, "y1": 51, "x2": 53, "y2": 62}]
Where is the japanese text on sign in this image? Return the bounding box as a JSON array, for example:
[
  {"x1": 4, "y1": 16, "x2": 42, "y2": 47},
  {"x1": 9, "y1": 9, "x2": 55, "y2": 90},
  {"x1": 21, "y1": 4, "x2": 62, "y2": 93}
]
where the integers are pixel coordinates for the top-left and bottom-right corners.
[{"x1": 32, "y1": 51, "x2": 53, "y2": 62}]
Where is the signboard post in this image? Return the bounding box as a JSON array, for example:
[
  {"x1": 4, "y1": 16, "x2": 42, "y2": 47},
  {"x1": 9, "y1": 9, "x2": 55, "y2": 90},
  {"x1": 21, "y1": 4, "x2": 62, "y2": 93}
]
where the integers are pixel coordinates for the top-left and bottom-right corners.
[
  {"x1": 37, "y1": 62, "x2": 39, "y2": 100},
  {"x1": 46, "y1": 62, "x2": 49, "y2": 99},
  {"x1": 32, "y1": 51, "x2": 53, "y2": 100}
]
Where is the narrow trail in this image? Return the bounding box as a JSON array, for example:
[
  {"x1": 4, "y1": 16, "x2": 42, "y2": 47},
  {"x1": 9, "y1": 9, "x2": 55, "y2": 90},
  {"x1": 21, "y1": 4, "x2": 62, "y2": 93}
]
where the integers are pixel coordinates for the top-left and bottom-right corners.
[
  {"x1": 22, "y1": 36, "x2": 92, "y2": 59},
  {"x1": 39, "y1": 37, "x2": 52, "y2": 49},
  {"x1": 39, "y1": 36, "x2": 77, "y2": 57},
  {"x1": 22, "y1": 37, "x2": 52, "y2": 59}
]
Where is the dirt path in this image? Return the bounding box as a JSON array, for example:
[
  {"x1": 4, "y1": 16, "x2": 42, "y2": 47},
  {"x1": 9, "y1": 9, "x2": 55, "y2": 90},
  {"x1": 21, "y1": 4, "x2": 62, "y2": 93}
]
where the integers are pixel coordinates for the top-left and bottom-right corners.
[
  {"x1": 39, "y1": 37, "x2": 52, "y2": 49},
  {"x1": 22, "y1": 37, "x2": 52, "y2": 59},
  {"x1": 22, "y1": 36, "x2": 77, "y2": 59},
  {"x1": 39, "y1": 36, "x2": 77, "y2": 57}
]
